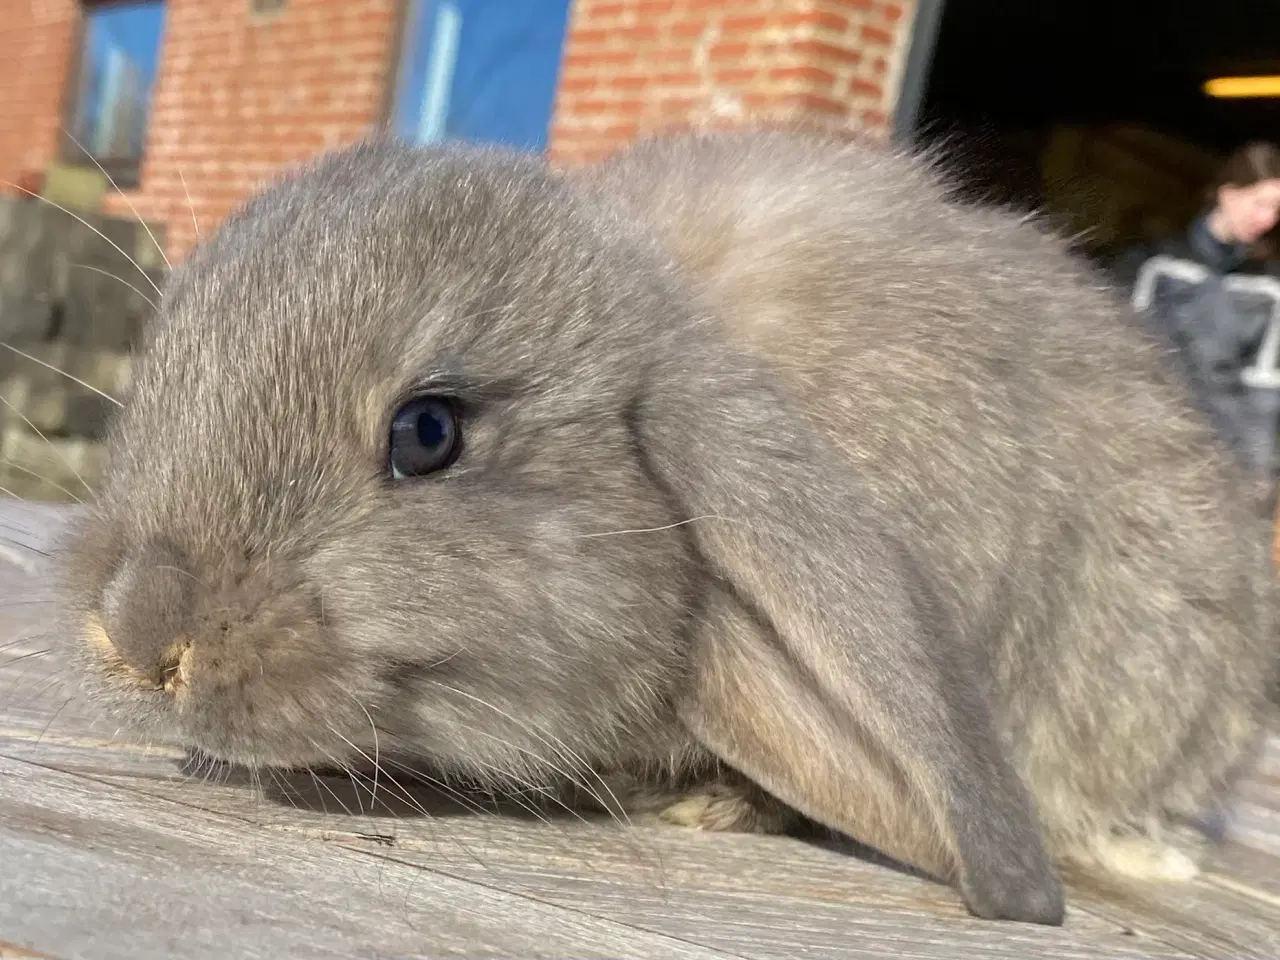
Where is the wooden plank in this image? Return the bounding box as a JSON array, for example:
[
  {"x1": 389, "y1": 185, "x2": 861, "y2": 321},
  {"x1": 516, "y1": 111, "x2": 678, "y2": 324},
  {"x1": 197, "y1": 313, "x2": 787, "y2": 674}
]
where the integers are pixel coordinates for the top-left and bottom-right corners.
[
  {"x1": 0, "y1": 752, "x2": 744, "y2": 960},
  {"x1": 1, "y1": 498, "x2": 1278, "y2": 959},
  {"x1": 0, "y1": 740, "x2": 1194, "y2": 960},
  {"x1": 1061, "y1": 859, "x2": 1280, "y2": 960}
]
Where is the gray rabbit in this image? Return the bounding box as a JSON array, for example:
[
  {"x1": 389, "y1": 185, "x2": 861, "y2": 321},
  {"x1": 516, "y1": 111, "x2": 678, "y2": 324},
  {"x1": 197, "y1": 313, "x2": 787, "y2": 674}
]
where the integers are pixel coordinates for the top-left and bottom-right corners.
[{"x1": 59, "y1": 128, "x2": 1277, "y2": 927}]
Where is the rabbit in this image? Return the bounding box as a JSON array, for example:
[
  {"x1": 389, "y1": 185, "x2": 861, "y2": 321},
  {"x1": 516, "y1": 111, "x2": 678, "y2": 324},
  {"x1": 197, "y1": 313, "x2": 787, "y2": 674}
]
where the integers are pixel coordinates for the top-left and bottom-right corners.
[{"x1": 58, "y1": 128, "x2": 1278, "y2": 929}]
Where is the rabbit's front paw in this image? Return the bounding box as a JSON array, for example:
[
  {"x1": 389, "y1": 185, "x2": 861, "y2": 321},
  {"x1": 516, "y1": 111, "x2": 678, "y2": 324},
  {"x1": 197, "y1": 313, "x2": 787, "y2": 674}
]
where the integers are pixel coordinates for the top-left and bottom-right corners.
[
  {"x1": 621, "y1": 780, "x2": 799, "y2": 835},
  {"x1": 652, "y1": 784, "x2": 795, "y2": 834}
]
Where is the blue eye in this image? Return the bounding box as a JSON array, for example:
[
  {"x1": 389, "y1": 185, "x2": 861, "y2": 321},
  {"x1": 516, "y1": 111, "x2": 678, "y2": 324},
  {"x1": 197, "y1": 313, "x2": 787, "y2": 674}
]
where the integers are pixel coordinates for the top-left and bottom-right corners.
[{"x1": 388, "y1": 396, "x2": 460, "y2": 480}]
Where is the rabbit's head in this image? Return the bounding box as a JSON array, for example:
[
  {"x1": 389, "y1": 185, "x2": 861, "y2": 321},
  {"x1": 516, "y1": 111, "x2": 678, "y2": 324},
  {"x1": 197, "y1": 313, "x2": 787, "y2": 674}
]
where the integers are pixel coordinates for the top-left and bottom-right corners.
[{"x1": 63, "y1": 141, "x2": 711, "y2": 775}]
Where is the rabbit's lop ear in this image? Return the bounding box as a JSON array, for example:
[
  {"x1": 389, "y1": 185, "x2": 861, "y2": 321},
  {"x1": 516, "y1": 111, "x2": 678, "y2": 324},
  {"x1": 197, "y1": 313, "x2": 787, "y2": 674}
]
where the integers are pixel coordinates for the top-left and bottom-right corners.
[{"x1": 637, "y1": 336, "x2": 1065, "y2": 925}]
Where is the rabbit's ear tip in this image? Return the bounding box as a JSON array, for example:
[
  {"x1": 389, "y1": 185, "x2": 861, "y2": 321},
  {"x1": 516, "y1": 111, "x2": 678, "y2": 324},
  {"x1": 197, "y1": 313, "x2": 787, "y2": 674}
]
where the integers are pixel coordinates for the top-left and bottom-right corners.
[{"x1": 959, "y1": 854, "x2": 1066, "y2": 925}]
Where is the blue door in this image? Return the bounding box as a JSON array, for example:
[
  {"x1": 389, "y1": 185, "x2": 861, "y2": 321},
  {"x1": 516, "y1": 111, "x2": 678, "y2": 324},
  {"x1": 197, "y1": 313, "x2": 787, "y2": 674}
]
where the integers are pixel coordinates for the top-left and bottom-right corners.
[
  {"x1": 392, "y1": 0, "x2": 573, "y2": 152},
  {"x1": 73, "y1": 0, "x2": 166, "y2": 167}
]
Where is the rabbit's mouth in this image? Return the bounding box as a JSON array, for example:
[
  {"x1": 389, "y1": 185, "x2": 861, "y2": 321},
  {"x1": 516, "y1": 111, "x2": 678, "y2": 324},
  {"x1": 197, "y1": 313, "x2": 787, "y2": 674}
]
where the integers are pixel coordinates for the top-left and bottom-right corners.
[
  {"x1": 82, "y1": 613, "x2": 174, "y2": 694},
  {"x1": 79, "y1": 609, "x2": 379, "y2": 770}
]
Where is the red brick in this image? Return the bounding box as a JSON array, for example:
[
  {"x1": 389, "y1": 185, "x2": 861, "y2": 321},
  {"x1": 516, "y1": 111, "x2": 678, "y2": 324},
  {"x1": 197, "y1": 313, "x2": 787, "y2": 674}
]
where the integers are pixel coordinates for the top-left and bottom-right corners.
[
  {"x1": 780, "y1": 10, "x2": 849, "y2": 33},
  {"x1": 0, "y1": 0, "x2": 76, "y2": 197},
  {"x1": 558, "y1": 74, "x2": 601, "y2": 94},
  {"x1": 627, "y1": 23, "x2": 662, "y2": 43},
  {"x1": 610, "y1": 73, "x2": 652, "y2": 91},
  {"x1": 653, "y1": 70, "x2": 702, "y2": 86},
  {"x1": 567, "y1": 97, "x2": 646, "y2": 117},
  {"x1": 564, "y1": 49, "x2": 638, "y2": 68},
  {"x1": 769, "y1": 66, "x2": 839, "y2": 87},
  {"x1": 585, "y1": 1, "x2": 630, "y2": 16},
  {"x1": 792, "y1": 39, "x2": 864, "y2": 67},
  {"x1": 709, "y1": 41, "x2": 752, "y2": 62},
  {"x1": 648, "y1": 47, "x2": 699, "y2": 65},
  {"x1": 849, "y1": 77, "x2": 884, "y2": 98},
  {"x1": 569, "y1": 27, "x2": 612, "y2": 45},
  {"x1": 652, "y1": 94, "x2": 700, "y2": 114},
  {"x1": 778, "y1": 92, "x2": 851, "y2": 116},
  {"x1": 669, "y1": 19, "x2": 708, "y2": 39},
  {"x1": 741, "y1": 91, "x2": 779, "y2": 109},
  {"x1": 722, "y1": 14, "x2": 771, "y2": 33},
  {"x1": 860, "y1": 23, "x2": 896, "y2": 46},
  {"x1": 595, "y1": 121, "x2": 641, "y2": 141}
]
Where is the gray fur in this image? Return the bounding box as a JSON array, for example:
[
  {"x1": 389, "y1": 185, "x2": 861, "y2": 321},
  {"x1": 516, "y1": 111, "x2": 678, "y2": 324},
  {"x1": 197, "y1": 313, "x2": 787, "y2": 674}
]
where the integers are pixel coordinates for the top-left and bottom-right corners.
[{"x1": 59, "y1": 130, "x2": 1277, "y2": 927}]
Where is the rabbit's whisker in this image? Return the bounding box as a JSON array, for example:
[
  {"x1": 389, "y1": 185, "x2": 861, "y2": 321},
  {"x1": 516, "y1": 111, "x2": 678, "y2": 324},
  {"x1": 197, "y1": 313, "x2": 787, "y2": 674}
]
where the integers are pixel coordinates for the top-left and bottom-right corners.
[
  {"x1": 342, "y1": 696, "x2": 382, "y2": 811},
  {"x1": 301, "y1": 744, "x2": 360, "y2": 817},
  {"x1": 179, "y1": 166, "x2": 200, "y2": 241},
  {"x1": 0, "y1": 181, "x2": 162, "y2": 296},
  {"x1": 0, "y1": 459, "x2": 86, "y2": 504},
  {"x1": 0, "y1": 342, "x2": 123, "y2": 409},
  {"x1": 427, "y1": 679, "x2": 632, "y2": 830},
  {"x1": 309, "y1": 738, "x2": 493, "y2": 869},
  {"x1": 377, "y1": 753, "x2": 503, "y2": 820},
  {"x1": 62, "y1": 127, "x2": 171, "y2": 271},
  {"x1": 71, "y1": 262, "x2": 158, "y2": 311},
  {"x1": 323, "y1": 723, "x2": 430, "y2": 820},
  {"x1": 0, "y1": 394, "x2": 96, "y2": 500},
  {"x1": 573, "y1": 514, "x2": 735, "y2": 539},
  {"x1": 464, "y1": 749, "x2": 591, "y2": 827}
]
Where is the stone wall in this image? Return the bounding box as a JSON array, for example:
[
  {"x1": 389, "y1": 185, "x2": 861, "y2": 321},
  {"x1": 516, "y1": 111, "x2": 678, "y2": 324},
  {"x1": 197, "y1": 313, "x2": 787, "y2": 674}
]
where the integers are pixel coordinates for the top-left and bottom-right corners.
[{"x1": 0, "y1": 196, "x2": 164, "y2": 503}]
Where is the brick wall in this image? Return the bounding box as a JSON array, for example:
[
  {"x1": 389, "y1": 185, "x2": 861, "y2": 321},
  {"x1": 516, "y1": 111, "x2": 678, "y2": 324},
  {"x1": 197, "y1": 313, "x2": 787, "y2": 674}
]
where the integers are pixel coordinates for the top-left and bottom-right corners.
[
  {"x1": 102, "y1": 0, "x2": 402, "y2": 261},
  {"x1": 0, "y1": 1, "x2": 78, "y2": 195},
  {"x1": 548, "y1": 0, "x2": 918, "y2": 165},
  {"x1": 0, "y1": 0, "x2": 922, "y2": 263}
]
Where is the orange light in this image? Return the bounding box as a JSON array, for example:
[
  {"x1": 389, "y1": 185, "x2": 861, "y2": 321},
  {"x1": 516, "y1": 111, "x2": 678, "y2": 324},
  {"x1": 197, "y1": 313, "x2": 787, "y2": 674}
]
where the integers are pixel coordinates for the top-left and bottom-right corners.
[{"x1": 1203, "y1": 75, "x2": 1280, "y2": 99}]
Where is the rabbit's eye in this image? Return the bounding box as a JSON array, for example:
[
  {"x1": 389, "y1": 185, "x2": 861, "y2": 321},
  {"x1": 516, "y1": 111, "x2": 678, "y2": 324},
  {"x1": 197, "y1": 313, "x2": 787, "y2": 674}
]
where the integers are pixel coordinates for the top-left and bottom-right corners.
[{"x1": 388, "y1": 396, "x2": 460, "y2": 480}]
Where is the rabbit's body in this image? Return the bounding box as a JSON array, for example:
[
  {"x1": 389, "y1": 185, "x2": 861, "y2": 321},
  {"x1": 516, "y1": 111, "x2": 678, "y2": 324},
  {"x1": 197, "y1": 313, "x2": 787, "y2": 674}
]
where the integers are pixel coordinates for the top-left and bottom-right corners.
[
  {"x1": 580, "y1": 133, "x2": 1276, "y2": 873},
  {"x1": 61, "y1": 130, "x2": 1275, "y2": 927}
]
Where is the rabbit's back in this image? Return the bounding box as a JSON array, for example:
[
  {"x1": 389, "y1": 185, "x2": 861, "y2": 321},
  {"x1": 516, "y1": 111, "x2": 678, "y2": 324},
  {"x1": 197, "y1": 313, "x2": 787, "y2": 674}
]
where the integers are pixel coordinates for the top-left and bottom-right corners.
[{"x1": 584, "y1": 130, "x2": 1274, "y2": 855}]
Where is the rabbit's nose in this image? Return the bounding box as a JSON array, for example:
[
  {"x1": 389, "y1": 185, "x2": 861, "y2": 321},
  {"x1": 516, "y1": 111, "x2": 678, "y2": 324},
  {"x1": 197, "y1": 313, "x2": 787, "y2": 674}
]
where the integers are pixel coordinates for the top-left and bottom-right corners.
[{"x1": 98, "y1": 538, "x2": 197, "y2": 688}]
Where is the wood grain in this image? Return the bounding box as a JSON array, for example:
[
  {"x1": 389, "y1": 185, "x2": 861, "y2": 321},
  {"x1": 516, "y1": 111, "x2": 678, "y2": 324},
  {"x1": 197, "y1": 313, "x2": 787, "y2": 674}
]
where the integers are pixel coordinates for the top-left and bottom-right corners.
[{"x1": 2, "y1": 499, "x2": 1278, "y2": 960}]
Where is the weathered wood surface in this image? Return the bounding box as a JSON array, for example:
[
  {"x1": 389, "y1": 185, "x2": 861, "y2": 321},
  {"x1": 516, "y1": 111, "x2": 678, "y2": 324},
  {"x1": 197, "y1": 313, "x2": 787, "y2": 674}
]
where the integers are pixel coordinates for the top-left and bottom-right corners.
[{"x1": 1, "y1": 499, "x2": 1278, "y2": 960}]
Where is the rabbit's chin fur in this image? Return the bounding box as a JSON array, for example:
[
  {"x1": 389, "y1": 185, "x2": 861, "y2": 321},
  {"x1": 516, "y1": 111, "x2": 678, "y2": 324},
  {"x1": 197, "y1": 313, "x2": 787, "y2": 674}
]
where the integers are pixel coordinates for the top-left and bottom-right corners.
[{"x1": 60, "y1": 129, "x2": 1277, "y2": 925}]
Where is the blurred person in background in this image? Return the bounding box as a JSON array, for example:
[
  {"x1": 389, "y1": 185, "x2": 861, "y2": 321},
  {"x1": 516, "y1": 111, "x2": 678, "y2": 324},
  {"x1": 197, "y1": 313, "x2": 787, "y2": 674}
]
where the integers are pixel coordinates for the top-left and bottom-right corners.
[{"x1": 1117, "y1": 142, "x2": 1280, "y2": 497}]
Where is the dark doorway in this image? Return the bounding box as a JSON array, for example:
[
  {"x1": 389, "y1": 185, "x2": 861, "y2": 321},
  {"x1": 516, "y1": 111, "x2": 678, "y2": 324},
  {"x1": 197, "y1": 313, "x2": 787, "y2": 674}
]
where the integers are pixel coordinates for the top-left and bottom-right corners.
[{"x1": 899, "y1": 0, "x2": 1280, "y2": 263}]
